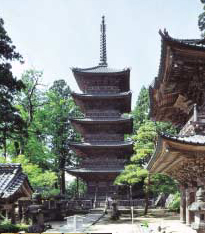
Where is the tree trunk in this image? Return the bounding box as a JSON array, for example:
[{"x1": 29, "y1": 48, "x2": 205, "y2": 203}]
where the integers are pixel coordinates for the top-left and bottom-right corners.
[
  {"x1": 3, "y1": 130, "x2": 7, "y2": 158},
  {"x1": 60, "y1": 169, "x2": 65, "y2": 194},
  {"x1": 19, "y1": 137, "x2": 25, "y2": 154},
  {"x1": 59, "y1": 156, "x2": 66, "y2": 194},
  {"x1": 144, "y1": 174, "x2": 150, "y2": 215}
]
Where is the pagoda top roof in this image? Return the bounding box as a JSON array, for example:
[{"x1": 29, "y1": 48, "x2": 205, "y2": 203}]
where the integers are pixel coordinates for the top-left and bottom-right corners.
[
  {"x1": 72, "y1": 16, "x2": 130, "y2": 75},
  {"x1": 72, "y1": 65, "x2": 130, "y2": 74}
]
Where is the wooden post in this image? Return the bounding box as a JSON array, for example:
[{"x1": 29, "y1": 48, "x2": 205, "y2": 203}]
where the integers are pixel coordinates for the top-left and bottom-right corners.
[
  {"x1": 180, "y1": 185, "x2": 186, "y2": 223},
  {"x1": 11, "y1": 204, "x2": 16, "y2": 224},
  {"x1": 18, "y1": 201, "x2": 23, "y2": 223}
]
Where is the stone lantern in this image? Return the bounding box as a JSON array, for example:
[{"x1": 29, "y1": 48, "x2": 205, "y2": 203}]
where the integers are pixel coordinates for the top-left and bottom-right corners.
[
  {"x1": 27, "y1": 193, "x2": 45, "y2": 233},
  {"x1": 189, "y1": 187, "x2": 205, "y2": 233}
]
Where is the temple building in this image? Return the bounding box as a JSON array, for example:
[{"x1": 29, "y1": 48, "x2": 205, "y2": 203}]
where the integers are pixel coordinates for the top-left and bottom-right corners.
[
  {"x1": 147, "y1": 30, "x2": 205, "y2": 233},
  {"x1": 67, "y1": 16, "x2": 133, "y2": 201},
  {"x1": 0, "y1": 163, "x2": 33, "y2": 223}
]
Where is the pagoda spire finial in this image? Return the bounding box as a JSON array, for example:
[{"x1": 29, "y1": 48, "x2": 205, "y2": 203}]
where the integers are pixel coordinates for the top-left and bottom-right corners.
[{"x1": 99, "y1": 15, "x2": 107, "y2": 66}]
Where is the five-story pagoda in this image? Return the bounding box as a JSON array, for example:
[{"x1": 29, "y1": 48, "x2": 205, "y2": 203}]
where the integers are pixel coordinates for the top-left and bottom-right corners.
[{"x1": 67, "y1": 16, "x2": 133, "y2": 200}]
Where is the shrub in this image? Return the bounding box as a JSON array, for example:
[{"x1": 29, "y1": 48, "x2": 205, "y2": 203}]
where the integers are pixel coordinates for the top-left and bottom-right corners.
[
  {"x1": 0, "y1": 218, "x2": 29, "y2": 233},
  {"x1": 168, "y1": 192, "x2": 180, "y2": 212}
]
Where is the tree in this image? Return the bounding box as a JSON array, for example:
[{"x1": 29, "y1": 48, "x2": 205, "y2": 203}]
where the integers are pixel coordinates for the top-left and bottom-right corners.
[
  {"x1": 115, "y1": 86, "x2": 178, "y2": 215},
  {"x1": 41, "y1": 80, "x2": 79, "y2": 194},
  {"x1": 132, "y1": 86, "x2": 149, "y2": 131},
  {"x1": 198, "y1": 0, "x2": 205, "y2": 38},
  {"x1": 13, "y1": 69, "x2": 46, "y2": 156},
  {"x1": 0, "y1": 17, "x2": 25, "y2": 157}
]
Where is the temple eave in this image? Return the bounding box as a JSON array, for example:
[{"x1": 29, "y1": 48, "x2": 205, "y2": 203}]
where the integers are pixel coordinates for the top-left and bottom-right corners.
[{"x1": 147, "y1": 134, "x2": 205, "y2": 174}]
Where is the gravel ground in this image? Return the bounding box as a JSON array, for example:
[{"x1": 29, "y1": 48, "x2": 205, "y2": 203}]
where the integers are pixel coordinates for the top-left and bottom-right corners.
[
  {"x1": 44, "y1": 209, "x2": 196, "y2": 233},
  {"x1": 86, "y1": 210, "x2": 196, "y2": 233}
]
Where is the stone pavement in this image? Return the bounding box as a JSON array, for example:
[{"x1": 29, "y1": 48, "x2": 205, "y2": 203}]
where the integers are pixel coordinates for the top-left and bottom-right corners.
[{"x1": 44, "y1": 212, "x2": 104, "y2": 233}]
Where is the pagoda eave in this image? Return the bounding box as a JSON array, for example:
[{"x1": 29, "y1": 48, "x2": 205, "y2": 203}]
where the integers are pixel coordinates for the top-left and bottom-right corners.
[
  {"x1": 70, "y1": 117, "x2": 133, "y2": 134},
  {"x1": 69, "y1": 141, "x2": 134, "y2": 157},
  {"x1": 71, "y1": 91, "x2": 132, "y2": 99},
  {"x1": 66, "y1": 168, "x2": 123, "y2": 181},
  {"x1": 71, "y1": 68, "x2": 130, "y2": 93},
  {"x1": 69, "y1": 141, "x2": 133, "y2": 148},
  {"x1": 71, "y1": 91, "x2": 132, "y2": 113}
]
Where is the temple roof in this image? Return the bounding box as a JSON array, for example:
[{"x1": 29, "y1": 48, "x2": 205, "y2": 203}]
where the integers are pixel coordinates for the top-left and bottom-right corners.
[
  {"x1": 147, "y1": 132, "x2": 205, "y2": 186},
  {"x1": 147, "y1": 133, "x2": 205, "y2": 172},
  {"x1": 149, "y1": 29, "x2": 205, "y2": 126},
  {"x1": 159, "y1": 133, "x2": 205, "y2": 145},
  {"x1": 0, "y1": 163, "x2": 33, "y2": 201}
]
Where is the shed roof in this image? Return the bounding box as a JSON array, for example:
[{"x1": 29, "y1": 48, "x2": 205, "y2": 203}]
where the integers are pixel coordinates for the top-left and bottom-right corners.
[{"x1": 0, "y1": 163, "x2": 33, "y2": 201}]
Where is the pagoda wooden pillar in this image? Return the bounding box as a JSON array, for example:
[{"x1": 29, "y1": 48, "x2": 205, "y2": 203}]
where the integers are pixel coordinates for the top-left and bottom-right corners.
[{"x1": 180, "y1": 185, "x2": 186, "y2": 224}]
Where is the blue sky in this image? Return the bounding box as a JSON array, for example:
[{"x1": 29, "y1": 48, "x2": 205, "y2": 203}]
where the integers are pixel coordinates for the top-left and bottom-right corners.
[{"x1": 1, "y1": 0, "x2": 203, "y2": 108}]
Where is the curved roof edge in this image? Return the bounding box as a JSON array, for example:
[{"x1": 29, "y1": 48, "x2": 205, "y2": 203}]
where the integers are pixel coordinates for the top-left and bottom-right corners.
[
  {"x1": 159, "y1": 29, "x2": 205, "y2": 48},
  {"x1": 147, "y1": 133, "x2": 205, "y2": 171}
]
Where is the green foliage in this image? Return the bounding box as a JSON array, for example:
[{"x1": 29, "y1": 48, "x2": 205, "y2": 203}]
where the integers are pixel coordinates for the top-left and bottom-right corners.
[
  {"x1": 115, "y1": 86, "x2": 178, "y2": 199},
  {"x1": 132, "y1": 86, "x2": 149, "y2": 131},
  {"x1": 115, "y1": 164, "x2": 148, "y2": 185},
  {"x1": 41, "y1": 79, "x2": 79, "y2": 193},
  {"x1": 41, "y1": 188, "x2": 60, "y2": 199},
  {"x1": 16, "y1": 223, "x2": 29, "y2": 232},
  {"x1": 168, "y1": 192, "x2": 180, "y2": 212},
  {"x1": 132, "y1": 121, "x2": 156, "y2": 165},
  {"x1": 0, "y1": 218, "x2": 29, "y2": 232},
  {"x1": 141, "y1": 220, "x2": 149, "y2": 228},
  {"x1": 0, "y1": 17, "x2": 25, "y2": 157},
  {"x1": 198, "y1": 0, "x2": 205, "y2": 38},
  {"x1": 12, "y1": 155, "x2": 57, "y2": 189},
  {"x1": 66, "y1": 178, "x2": 87, "y2": 197},
  {"x1": 150, "y1": 173, "x2": 178, "y2": 196}
]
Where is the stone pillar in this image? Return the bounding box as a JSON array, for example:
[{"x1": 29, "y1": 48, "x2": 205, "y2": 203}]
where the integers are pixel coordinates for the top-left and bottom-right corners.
[
  {"x1": 190, "y1": 188, "x2": 196, "y2": 224},
  {"x1": 180, "y1": 186, "x2": 186, "y2": 223}
]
